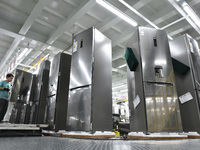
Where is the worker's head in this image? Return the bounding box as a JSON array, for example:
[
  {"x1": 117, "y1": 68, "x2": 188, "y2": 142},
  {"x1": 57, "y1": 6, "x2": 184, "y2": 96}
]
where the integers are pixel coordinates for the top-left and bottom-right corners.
[{"x1": 6, "y1": 73, "x2": 14, "y2": 82}]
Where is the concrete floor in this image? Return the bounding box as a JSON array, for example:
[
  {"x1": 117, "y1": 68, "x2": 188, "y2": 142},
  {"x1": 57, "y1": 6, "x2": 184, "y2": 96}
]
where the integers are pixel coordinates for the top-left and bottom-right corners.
[{"x1": 0, "y1": 136, "x2": 200, "y2": 150}]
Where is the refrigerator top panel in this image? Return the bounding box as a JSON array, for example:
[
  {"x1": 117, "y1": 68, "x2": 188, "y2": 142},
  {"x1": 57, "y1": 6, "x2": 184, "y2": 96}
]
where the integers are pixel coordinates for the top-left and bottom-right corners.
[
  {"x1": 70, "y1": 27, "x2": 94, "y2": 89},
  {"x1": 48, "y1": 53, "x2": 61, "y2": 97},
  {"x1": 138, "y1": 27, "x2": 173, "y2": 82}
]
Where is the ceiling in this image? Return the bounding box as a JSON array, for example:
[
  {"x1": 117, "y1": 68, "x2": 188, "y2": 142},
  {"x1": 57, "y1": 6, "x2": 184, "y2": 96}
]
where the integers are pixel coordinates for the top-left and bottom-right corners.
[{"x1": 0, "y1": 0, "x2": 200, "y2": 100}]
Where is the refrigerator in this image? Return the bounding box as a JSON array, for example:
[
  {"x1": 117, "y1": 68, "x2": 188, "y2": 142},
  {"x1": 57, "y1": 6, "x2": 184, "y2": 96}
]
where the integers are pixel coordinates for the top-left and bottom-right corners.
[
  {"x1": 126, "y1": 27, "x2": 183, "y2": 133},
  {"x1": 9, "y1": 69, "x2": 33, "y2": 123},
  {"x1": 24, "y1": 75, "x2": 37, "y2": 124},
  {"x1": 46, "y1": 52, "x2": 71, "y2": 131},
  {"x1": 66, "y1": 27, "x2": 112, "y2": 132},
  {"x1": 169, "y1": 34, "x2": 200, "y2": 133},
  {"x1": 31, "y1": 60, "x2": 50, "y2": 124}
]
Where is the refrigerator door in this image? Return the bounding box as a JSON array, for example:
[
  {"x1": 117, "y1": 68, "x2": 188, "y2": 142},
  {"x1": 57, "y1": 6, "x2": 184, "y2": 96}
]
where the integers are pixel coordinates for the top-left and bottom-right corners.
[
  {"x1": 70, "y1": 28, "x2": 93, "y2": 89},
  {"x1": 10, "y1": 70, "x2": 24, "y2": 102},
  {"x1": 139, "y1": 27, "x2": 173, "y2": 82},
  {"x1": 144, "y1": 81, "x2": 182, "y2": 132},
  {"x1": 66, "y1": 86, "x2": 92, "y2": 131}
]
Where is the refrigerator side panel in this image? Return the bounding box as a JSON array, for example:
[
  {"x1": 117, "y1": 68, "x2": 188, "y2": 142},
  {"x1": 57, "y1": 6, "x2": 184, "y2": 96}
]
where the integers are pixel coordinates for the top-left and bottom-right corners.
[
  {"x1": 37, "y1": 69, "x2": 50, "y2": 124},
  {"x1": 126, "y1": 30, "x2": 148, "y2": 132},
  {"x1": 54, "y1": 53, "x2": 71, "y2": 131},
  {"x1": 92, "y1": 29, "x2": 112, "y2": 131}
]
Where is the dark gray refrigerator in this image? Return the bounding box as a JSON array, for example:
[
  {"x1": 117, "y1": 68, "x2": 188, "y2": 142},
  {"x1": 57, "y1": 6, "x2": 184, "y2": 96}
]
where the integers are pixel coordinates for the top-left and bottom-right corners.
[
  {"x1": 66, "y1": 27, "x2": 112, "y2": 132},
  {"x1": 31, "y1": 60, "x2": 50, "y2": 124},
  {"x1": 169, "y1": 34, "x2": 200, "y2": 133},
  {"x1": 126, "y1": 27, "x2": 183, "y2": 133},
  {"x1": 46, "y1": 52, "x2": 71, "y2": 131},
  {"x1": 9, "y1": 69, "x2": 33, "y2": 123}
]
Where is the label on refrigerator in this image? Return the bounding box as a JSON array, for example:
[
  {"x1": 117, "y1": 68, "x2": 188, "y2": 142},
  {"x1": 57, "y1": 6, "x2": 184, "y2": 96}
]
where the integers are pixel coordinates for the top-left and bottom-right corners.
[
  {"x1": 133, "y1": 95, "x2": 140, "y2": 109},
  {"x1": 73, "y1": 40, "x2": 78, "y2": 53},
  {"x1": 189, "y1": 42, "x2": 194, "y2": 53},
  {"x1": 179, "y1": 92, "x2": 193, "y2": 104}
]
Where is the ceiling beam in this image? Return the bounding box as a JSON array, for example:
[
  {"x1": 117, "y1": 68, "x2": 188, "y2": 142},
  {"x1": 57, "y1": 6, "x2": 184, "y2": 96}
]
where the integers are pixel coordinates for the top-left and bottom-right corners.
[
  {"x1": 0, "y1": 37, "x2": 23, "y2": 71},
  {"x1": 169, "y1": 25, "x2": 192, "y2": 37},
  {"x1": 63, "y1": 0, "x2": 78, "y2": 7},
  {"x1": 19, "y1": 0, "x2": 52, "y2": 35},
  {"x1": 46, "y1": 0, "x2": 96, "y2": 44},
  {"x1": 44, "y1": 7, "x2": 66, "y2": 19},
  {"x1": 35, "y1": 19, "x2": 57, "y2": 29},
  {"x1": 0, "y1": 27, "x2": 22, "y2": 39},
  {"x1": 86, "y1": 11, "x2": 103, "y2": 22},
  {"x1": 0, "y1": 2, "x2": 27, "y2": 17}
]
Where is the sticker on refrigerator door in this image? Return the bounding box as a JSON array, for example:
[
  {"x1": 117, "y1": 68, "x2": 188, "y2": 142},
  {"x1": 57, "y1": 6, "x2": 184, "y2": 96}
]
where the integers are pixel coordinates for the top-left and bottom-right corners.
[
  {"x1": 189, "y1": 42, "x2": 194, "y2": 53},
  {"x1": 140, "y1": 31, "x2": 144, "y2": 36},
  {"x1": 73, "y1": 40, "x2": 78, "y2": 53},
  {"x1": 133, "y1": 95, "x2": 140, "y2": 109},
  {"x1": 179, "y1": 92, "x2": 193, "y2": 104}
]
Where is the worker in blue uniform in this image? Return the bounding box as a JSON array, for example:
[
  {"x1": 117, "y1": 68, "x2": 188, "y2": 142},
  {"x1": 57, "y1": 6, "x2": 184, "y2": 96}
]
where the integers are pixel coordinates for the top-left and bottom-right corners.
[{"x1": 0, "y1": 73, "x2": 14, "y2": 122}]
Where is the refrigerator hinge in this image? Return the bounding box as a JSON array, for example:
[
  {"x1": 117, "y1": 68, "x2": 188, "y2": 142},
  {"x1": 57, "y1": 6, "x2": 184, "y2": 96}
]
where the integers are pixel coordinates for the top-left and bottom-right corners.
[{"x1": 92, "y1": 56, "x2": 94, "y2": 62}]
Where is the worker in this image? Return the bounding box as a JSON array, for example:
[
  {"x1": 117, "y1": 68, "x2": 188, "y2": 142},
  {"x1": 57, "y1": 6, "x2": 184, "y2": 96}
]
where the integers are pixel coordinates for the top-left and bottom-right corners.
[{"x1": 0, "y1": 73, "x2": 14, "y2": 122}]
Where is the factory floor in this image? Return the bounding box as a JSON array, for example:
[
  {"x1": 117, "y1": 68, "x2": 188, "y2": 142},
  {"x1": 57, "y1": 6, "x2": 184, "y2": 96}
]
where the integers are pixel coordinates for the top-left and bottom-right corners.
[{"x1": 0, "y1": 136, "x2": 200, "y2": 150}]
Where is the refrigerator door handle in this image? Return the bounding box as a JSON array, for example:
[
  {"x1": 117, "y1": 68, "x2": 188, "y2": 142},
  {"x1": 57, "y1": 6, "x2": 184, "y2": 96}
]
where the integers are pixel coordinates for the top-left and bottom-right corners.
[{"x1": 70, "y1": 84, "x2": 91, "y2": 91}]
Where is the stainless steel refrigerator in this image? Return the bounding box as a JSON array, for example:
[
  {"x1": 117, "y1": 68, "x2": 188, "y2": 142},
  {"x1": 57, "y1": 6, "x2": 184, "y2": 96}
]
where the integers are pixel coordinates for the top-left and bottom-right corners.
[
  {"x1": 46, "y1": 52, "x2": 71, "y2": 131},
  {"x1": 24, "y1": 74, "x2": 37, "y2": 124},
  {"x1": 31, "y1": 60, "x2": 50, "y2": 124},
  {"x1": 126, "y1": 27, "x2": 183, "y2": 133},
  {"x1": 9, "y1": 69, "x2": 33, "y2": 123},
  {"x1": 169, "y1": 34, "x2": 200, "y2": 133},
  {"x1": 66, "y1": 27, "x2": 112, "y2": 132}
]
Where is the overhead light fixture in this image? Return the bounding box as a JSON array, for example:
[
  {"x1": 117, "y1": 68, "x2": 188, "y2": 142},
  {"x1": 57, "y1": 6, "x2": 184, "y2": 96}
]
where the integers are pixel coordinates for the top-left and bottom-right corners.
[
  {"x1": 119, "y1": 0, "x2": 159, "y2": 29},
  {"x1": 112, "y1": 84, "x2": 126, "y2": 89},
  {"x1": 17, "y1": 48, "x2": 33, "y2": 64},
  {"x1": 183, "y1": 5, "x2": 200, "y2": 27},
  {"x1": 117, "y1": 64, "x2": 126, "y2": 68},
  {"x1": 17, "y1": 48, "x2": 29, "y2": 61},
  {"x1": 120, "y1": 89, "x2": 128, "y2": 92},
  {"x1": 112, "y1": 68, "x2": 118, "y2": 72},
  {"x1": 169, "y1": 0, "x2": 200, "y2": 35},
  {"x1": 96, "y1": 0, "x2": 138, "y2": 27},
  {"x1": 47, "y1": 46, "x2": 52, "y2": 49}
]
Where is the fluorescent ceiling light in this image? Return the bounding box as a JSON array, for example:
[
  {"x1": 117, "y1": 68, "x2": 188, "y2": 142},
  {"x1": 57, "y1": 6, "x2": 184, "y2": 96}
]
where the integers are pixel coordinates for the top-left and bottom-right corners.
[
  {"x1": 112, "y1": 84, "x2": 126, "y2": 89},
  {"x1": 119, "y1": 0, "x2": 159, "y2": 29},
  {"x1": 17, "y1": 48, "x2": 33, "y2": 64},
  {"x1": 96, "y1": 0, "x2": 137, "y2": 27},
  {"x1": 112, "y1": 68, "x2": 118, "y2": 72},
  {"x1": 183, "y1": 5, "x2": 200, "y2": 27},
  {"x1": 47, "y1": 46, "x2": 52, "y2": 49},
  {"x1": 120, "y1": 89, "x2": 128, "y2": 92},
  {"x1": 117, "y1": 64, "x2": 126, "y2": 68},
  {"x1": 17, "y1": 48, "x2": 29, "y2": 61}
]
